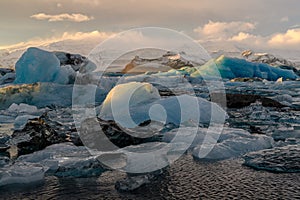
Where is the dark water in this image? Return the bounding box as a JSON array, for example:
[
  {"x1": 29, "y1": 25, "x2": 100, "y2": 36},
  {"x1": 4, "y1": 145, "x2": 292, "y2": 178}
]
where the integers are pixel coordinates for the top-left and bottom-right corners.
[{"x1": 1, "y1": 155, "x2": 300, "y2": 200}]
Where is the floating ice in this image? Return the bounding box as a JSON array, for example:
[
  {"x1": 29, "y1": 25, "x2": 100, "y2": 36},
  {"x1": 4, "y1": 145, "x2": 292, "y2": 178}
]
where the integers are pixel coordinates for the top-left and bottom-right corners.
[
  {"x1": 8, "y1": 103, "x2": 38, "y2": 113},
  {"x1": 16, "y1": 143, "x2": 106, "y2": 177},
  {"x1": 14, "y1": 47, "x2": 73, "y2": 84},
  {"x1": 101, "y1": 82, "x2": 160, "y2": 114},
  {"x1": 244, "y1": 145, "x2": 300, "y2": 173},
  {"x1": 117, "y1": 142, "x2": 170, "y2": 173},
  {"x1": 97, "y1": 142, "x2": 189, "y2": 173},
  {"x1": 194, "y1": 56, "x2": 299, "y2": 81},
  {"x1": 192, "y1": 128, "x2": 274, "y2": 161},
  {"x1": 100, "y1": 82, "x2": 226, "y2": 128},
  {"x1": 0, "y1": 83, "x2": 106, "y2": 109},
  {"x1": 100, "y1": 82, "x2": 161, "y2": 127},
  {"x1": 157, "y1": 55, "x2": 299, "y2": 81},
  {"x1": 14, "y1": 115, "x2": 39, "y2": 130},
  {"x1": 0, "y1": 162, "x2": 45, "y2": 186}
]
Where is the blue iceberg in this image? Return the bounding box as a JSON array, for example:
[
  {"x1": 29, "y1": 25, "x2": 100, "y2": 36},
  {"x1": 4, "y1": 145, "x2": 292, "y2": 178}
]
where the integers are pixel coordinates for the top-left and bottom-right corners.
[
  {"x1": 14, "y1": 47, "x2": 74, "y2": 84},
  {"x1": 192, "y1": 55, "x2": 299, "y2": 81}
]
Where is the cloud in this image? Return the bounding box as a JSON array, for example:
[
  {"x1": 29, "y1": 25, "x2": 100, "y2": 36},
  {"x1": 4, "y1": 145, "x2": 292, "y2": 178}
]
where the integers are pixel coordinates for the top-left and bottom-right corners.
[
  {"x1": 268, "y1": 28, "x2": 300, "y2": 47},
  {"x1": 194, "y1": 21, "x2": 256, "y2": 41},
  {"x1": 30, "y1": 13, "x2": 94, "y2": 22},
  {"x1": 194, "y1": 21, "x2": 300, "y2": 50},
  {"x1": 0, "y1": 31, "x2": 114, "y2": 53},
  {"x1": 229, "y1": 32, "x2": 257, "y2": 41}
]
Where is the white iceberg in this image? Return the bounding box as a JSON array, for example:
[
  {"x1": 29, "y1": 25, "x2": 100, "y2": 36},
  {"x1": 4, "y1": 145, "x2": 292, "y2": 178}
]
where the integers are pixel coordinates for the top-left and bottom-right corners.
[
  {"x1": 100, "y1": 82, "x2": 226, "y2": 128},
  {"x1": 192, "y1": 128, "x2": 274, "y2": 161},
  {"x1": 100, "y1": 82, "x2": 161, "y2": 128}
]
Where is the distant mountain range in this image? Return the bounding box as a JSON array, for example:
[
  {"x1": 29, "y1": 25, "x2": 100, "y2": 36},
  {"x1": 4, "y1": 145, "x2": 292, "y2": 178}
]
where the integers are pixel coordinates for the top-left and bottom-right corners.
[{"x1": 1, "y1": 38, "x2": 299, "y2": 69}]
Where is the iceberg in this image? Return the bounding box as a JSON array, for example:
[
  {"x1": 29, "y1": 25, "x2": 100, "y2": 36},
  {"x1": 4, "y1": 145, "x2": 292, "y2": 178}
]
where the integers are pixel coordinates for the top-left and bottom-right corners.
[
  {"x1": 96, "y1": 142, "x2": 188, "y2": 174},
  {"x1": 0, "y1": 83, "x2": 106, "y2": 109},
  {"x1": 16, "y1": 143, "x2": 106, "y2": 177},
  {"x1": 0, "y1": 162, "x2": 45, "y2": 187},
  {"x1": 54, "y1": 51, "x2": 96, "y2": 73},
  {"x1": 156, "y1": 55, "x2": 299, "y2": 81},
  {"x1": 14, "y1": 47, "x2": 73, "y2": 84},
  {"x1": 13, "y1": 48, "x2": 98, "y2": 85},
  {"x1": 101, "y1": 82, "x2": 161, "y2": 117},
  {"x1": 193, "y1": 56, "x2": 299, "y2": 81},
  {"x1": 163, "y1": 127, "x2": 274, "y2": 161},
  {"x1": 192, "y1": 128, "x2": 274, "y2": 161},
  {"x1": 100, "y1": 82, "x2": 226, "y2": 128}
]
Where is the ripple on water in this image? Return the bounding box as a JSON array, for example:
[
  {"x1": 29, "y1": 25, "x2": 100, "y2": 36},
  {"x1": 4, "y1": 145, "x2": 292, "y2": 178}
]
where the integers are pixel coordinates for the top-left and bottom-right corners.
[{"x1": 0, "y1": 155, "x2": 300, "y2": 199}]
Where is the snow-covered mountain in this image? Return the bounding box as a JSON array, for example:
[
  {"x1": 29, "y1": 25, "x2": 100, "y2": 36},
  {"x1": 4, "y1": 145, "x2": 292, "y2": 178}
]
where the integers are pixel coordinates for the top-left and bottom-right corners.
[{"x1": 1, "y1": 38, "x2": 300, "y2": 69}]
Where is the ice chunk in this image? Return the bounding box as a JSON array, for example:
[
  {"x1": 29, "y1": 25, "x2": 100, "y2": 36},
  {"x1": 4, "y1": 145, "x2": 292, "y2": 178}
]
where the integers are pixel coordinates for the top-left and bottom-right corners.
[
  {"x1": 14, "y1": 115, "x2": 39, "y2": 130},
  {"x1": 100, "y1": 82, "x2": 161, "y2": 127},
  {"x1": 17, "y1": 143, "x2": 106, "y2": 177},
  {"x1": 192, "y1": 128, "x2": 274, "y2": 161},
  {"x1": 14, "y1": 47, "x2": 68, "y2": 84},
  {"x1": 102, "y1": 94, "x2": 226, "y2": 128},
  {"x1": 193, "y1": 56, "x2": 298, "y2": 81},
  {"x1": 0, "y1": 83, "x2": 106, "y2": 109},
  {"x1": 244, "y1": 145, "x2": 300, "y2": 173},
  {"x1": 54, "y1": 65, "x2": 76, "y2": 84},
  {"x1": 54, "y1": 51, "x2": 96, "y2": 73},
  {"x1": 100, "y1": 82, "x2": 226, "y2": 128},
  {"x1": 0, "y1": 162, "x2": 45, "y2": 186},
  {"x1": 8, "y1": 103, "x2": 38, "y2": 113},
  {"x1": 101, "y1": 82, "x2": 161, "y2": 115},
  {"x1": 0, "y1": 73, "x2": 15, "y2": 85},
  {"x1": 158, "y1": 55, "x2": 298, "y2": 81},
  {"x1": 118, "y1": 142, "x2": 170, "y2": 173},
  {"x1": 96, "y1": 142, "x2": 188, "y2": 173}
]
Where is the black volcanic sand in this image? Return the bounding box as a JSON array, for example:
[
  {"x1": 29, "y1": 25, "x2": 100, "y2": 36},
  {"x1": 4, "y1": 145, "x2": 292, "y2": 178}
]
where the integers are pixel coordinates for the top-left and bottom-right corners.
[{"x1": 1, "y1": 155, "x2": 300, "y2": 200}]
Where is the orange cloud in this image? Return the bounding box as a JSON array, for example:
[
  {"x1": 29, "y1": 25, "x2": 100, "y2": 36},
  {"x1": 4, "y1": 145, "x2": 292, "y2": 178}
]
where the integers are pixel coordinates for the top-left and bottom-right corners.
[
  {"x1": 268, "y1": 29, "x2": 300, "y2": 47},
  {"x1": 0, "y1": 31, "x2": 114, "y2": 53},
  {"x1": 194, "y1": 21, "x2": 256, "y2": 41},
  {"x1": 30, "y1": 13, "x2": 94, "y2": 22}
]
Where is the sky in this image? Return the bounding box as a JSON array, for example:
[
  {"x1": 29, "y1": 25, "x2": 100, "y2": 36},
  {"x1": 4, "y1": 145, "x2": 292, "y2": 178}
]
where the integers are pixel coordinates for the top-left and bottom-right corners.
[{"x1": 1, "y1": 0, "x2": 300, "y2": 51}]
